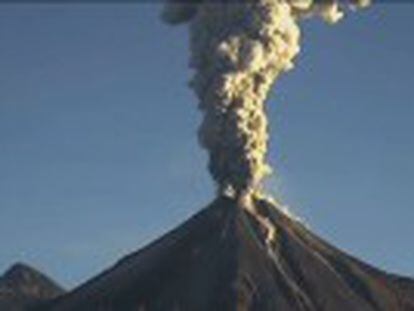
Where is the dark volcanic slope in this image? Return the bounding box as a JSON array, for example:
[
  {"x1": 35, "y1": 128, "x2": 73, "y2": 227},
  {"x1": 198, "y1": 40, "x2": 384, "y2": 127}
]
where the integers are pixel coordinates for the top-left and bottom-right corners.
[
  {"x1": 43, "y1": 197, "x2": 414, "y2": 311},
  {"x1": 0, "y1": 263, "x2": 64, "y2": 311}
]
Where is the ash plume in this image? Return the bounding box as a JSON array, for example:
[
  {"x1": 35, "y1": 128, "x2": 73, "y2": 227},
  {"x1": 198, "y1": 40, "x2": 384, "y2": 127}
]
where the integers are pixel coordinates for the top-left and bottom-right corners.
[{"x1": 162, "y1": 0, "x2": 370, "y2": 203}]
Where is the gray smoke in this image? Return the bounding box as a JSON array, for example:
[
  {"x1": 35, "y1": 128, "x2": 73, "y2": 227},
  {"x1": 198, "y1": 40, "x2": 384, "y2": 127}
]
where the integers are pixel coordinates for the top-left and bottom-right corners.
[{"x1": 162, "y1": 0, "x2": 370, "y2": 203}]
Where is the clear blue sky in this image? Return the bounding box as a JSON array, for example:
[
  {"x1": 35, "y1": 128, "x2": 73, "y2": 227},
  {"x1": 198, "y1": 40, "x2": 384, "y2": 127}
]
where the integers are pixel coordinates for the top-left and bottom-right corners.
[{"x1": 1, "y1": 3, "x2": 413, "y2": 289}]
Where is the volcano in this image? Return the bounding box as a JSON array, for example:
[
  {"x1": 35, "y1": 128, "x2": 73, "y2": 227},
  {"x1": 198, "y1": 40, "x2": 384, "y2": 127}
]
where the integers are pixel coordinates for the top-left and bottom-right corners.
[{"x1": 32, "y1": 197, "x2": 414, "y2": 311}]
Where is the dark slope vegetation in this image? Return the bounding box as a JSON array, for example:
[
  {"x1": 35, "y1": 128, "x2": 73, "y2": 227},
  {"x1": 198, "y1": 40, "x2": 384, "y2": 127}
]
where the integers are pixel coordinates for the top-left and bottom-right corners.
[
  {"x1": 35, "y1": 197, "x2": 414, "y2": 311},
  {"x1": 0, "y1": 263, "x2": 64, "y2": 311}
]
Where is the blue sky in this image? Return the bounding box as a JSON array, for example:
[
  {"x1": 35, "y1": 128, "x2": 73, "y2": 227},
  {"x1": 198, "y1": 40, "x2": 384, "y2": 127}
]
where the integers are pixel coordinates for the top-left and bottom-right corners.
[{"x1": 0, "y1": 3, "x2": 413, "y2": 288}]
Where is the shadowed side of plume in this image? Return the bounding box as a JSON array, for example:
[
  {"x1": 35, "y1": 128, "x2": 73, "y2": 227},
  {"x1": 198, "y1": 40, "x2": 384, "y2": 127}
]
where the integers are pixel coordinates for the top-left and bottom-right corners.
[
  {"x1": 0, "y1": 263, "x2": 65, "y2": 311},
  {"x1": 34, "y1": 197, "x2": 414, "y2": 311}
]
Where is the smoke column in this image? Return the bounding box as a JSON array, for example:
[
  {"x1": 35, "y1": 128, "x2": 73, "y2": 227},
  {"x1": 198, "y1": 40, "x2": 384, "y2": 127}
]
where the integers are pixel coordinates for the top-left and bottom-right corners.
[{"x1": 162, "y1": 0, "x2": 370, "y2": 205}]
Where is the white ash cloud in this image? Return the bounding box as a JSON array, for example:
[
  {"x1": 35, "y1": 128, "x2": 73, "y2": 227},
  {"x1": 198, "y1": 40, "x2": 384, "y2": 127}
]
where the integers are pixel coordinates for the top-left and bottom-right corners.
[{"x1": 162, "y1": 0, "x2": 370, "y2": 200}]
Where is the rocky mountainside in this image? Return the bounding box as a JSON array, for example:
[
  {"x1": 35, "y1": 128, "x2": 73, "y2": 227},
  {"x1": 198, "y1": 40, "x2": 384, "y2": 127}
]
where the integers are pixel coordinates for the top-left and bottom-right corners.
[
  {"x1": 0, "y1": 263, "x2": 64, "y2": 311},
  {"x1": 38, "y1": 196, "x2": 414, "y2": 311}
]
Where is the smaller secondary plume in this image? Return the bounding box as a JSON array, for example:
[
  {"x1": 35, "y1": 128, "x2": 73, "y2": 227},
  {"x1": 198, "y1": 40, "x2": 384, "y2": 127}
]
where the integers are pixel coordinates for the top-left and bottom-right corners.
[{"x1": 163, "y1": 0, "x2": 370, "y2": 204}]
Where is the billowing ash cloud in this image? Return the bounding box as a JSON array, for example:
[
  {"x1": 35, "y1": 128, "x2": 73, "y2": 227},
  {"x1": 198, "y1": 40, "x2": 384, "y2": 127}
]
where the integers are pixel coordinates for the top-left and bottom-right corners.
[{"x1": 162, "y1": 0, "x2": 370, "y2": 201}]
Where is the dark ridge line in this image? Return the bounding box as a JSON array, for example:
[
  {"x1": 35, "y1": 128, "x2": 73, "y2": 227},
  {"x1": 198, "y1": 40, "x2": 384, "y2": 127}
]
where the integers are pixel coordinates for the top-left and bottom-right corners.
[{"x1": 277, "y1": 227, "x2": 321, "y2": 311}]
